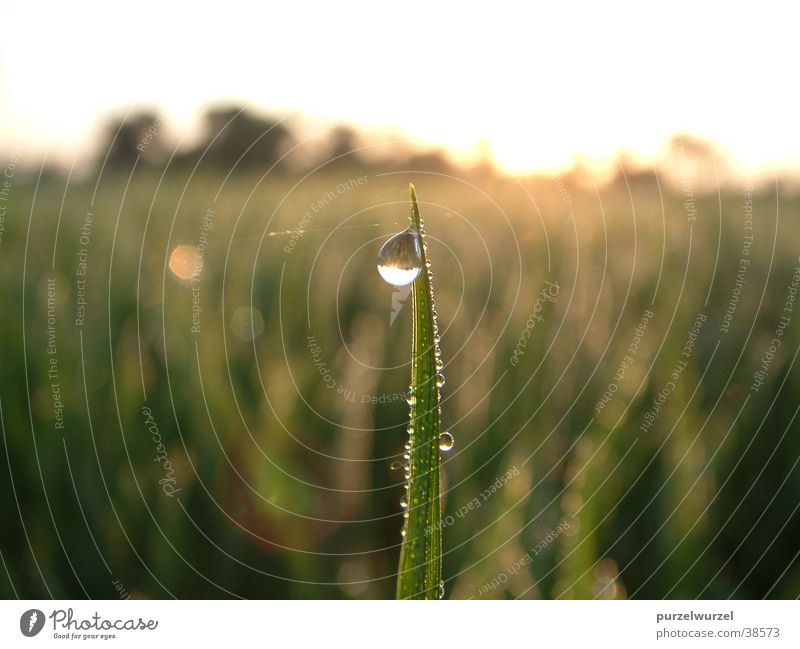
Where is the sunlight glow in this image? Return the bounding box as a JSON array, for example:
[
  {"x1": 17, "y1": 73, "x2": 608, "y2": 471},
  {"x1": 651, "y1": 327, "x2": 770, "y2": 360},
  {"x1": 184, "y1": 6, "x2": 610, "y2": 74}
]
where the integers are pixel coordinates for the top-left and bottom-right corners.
[{"x1": 1, "y1": 1, "x2": 798, "y2": 174}]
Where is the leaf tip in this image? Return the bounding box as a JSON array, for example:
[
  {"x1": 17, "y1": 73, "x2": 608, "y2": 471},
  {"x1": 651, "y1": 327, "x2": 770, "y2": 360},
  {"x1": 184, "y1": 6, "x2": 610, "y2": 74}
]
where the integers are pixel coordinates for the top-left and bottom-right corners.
[{"x1": 408, "y1": 183, "x2": 421, "y2": 229}]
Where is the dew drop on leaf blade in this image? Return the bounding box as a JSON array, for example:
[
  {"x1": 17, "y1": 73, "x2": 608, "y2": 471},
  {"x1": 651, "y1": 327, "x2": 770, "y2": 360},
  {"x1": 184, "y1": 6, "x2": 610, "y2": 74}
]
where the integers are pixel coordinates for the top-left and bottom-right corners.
[
  {"x1": 438, "y1": 432, "x2": 454, "y2": 452},
  {"x1": 377, "y1": 227, "x2": 423, "y2": 287}
]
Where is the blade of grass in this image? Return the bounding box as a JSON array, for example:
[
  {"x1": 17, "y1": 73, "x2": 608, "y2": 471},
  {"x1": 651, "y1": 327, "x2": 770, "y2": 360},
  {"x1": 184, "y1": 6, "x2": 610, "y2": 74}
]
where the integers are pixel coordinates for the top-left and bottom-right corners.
[{"x1": 396, "y1": 183, "x2": 443, "y2": 600}]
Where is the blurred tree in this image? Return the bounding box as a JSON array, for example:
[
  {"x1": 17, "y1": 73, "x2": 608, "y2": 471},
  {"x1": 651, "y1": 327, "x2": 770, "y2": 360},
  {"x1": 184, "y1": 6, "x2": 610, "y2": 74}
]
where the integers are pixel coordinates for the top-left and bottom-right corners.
[
  {"x1": 404, "y1": 149, "x2": 455, "y2": 175},
  {"x1": 101, "y1": 112, "x2": 165, "y2": 171},
  {"x1": 198, "y1": 107, "x2": 295, "y2": 172},
  {"x1": 326, "y1": 125, "x2": 361, "y2": 163},
  {"x1": 660, "y1": 133, "x2": 730, "y2": 191}
]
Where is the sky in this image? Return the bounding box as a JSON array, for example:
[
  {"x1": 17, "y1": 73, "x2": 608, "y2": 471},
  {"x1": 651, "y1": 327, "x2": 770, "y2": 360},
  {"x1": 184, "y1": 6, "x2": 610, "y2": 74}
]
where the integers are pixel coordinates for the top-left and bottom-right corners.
[{"x1": 0, "y1": 0, "x2": 798, "y2": 174}]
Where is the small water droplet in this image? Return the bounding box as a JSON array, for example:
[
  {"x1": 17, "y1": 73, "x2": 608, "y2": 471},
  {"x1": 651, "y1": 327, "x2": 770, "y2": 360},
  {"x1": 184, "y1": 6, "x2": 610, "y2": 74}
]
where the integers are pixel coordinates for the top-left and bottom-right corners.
[
  {"x1": 400, "y1": 495, "x2": 409, "y2": 509},
  {"x1": 406, "y1": 394, "x2": 416, "y2": 406},
  {"x1": 438, "y1": 581, "x2": 445, "y2": 599},
  {"x1": 377, "y1": 227, "x2": 423, "y2": 287},
  {"x1": 438, "y1": 432, "x2": 454, "y2": 452},
  {"x1": 435, "y1": 357, "x2": 444, "y2": 371},
  {"x1": 436, "y1": 373, "x2": 445, "y2": 388}
]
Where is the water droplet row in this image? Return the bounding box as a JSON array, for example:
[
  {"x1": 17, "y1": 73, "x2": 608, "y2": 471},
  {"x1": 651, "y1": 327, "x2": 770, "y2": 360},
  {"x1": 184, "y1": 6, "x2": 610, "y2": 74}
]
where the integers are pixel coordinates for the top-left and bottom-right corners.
[{"x1": 378, "y1": 209, "x2": 454, "y2": 537}]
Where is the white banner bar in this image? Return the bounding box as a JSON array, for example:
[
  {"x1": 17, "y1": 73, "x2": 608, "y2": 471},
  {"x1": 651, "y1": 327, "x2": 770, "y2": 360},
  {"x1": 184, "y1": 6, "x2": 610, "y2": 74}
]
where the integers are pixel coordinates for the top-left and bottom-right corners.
[{"x1": 1, "y1": 600, "x2": 797, "y2": 648}]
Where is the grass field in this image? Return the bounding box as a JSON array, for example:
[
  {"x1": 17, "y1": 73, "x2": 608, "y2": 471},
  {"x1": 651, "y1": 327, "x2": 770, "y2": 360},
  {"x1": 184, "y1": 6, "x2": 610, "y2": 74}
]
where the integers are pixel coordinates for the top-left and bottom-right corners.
[{"x1": 2, "y1": 161, "x2": 799, "y2": 599}]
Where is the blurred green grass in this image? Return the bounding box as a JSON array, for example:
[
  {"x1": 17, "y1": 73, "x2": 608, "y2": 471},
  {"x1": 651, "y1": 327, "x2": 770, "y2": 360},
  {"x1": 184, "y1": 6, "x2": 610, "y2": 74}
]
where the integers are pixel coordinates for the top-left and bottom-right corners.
[{"x1": 1, "y1": 167, "x2": 799, "y2": 599}]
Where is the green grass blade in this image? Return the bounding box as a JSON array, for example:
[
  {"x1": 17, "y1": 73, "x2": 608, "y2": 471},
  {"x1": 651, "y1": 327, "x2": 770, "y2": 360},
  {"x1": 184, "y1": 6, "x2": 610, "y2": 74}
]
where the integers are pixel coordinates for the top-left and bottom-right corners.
[{"x1": 396, "y1": 183, "x2": 443, "y2": 600}]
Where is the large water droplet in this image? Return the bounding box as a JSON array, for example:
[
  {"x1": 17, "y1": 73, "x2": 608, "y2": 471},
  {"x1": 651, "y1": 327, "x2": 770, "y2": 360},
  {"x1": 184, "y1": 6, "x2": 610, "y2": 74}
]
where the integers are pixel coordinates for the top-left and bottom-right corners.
[
  {"x1": 377, "y1": 227, "x2": 423, "y2": 287},
  {"x1": 438, "y1": 432, "x2": 454, "y2": 452},
  {"x1": 438, "y1": 581, "x2": 445, "y2": 599}
]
